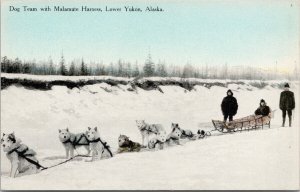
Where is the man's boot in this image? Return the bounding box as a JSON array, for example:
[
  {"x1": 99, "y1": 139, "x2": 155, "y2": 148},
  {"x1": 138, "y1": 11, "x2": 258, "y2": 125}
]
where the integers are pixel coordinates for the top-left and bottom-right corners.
[
  {"x1": 289, "y1": 118, "x2": 292, "y2": 127},
  {"x1": 282, "y1": 117, "x2": 285, "y2": 127}
]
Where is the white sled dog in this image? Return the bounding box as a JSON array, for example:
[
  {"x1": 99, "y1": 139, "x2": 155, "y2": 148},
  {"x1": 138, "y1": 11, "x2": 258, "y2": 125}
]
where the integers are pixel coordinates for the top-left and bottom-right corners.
[
  {"x1": 86, "y1": 127, "x2": 113, "y2": 161},
  {"x1": 165, "y1": 123, "x2": 182, "y2": 145},
  {"x1": 58, "y1": 128, "x2": 90, "y2": 159},
  {"x1": 1, "y1": 133, "x2": 40, "y2": 178},
  {"x1": 136, "y1": 120, "x2": 167, "y2": 146}
]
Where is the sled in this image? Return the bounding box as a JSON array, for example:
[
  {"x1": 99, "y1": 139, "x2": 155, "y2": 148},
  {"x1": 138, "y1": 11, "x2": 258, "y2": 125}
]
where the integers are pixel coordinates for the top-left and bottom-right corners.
[{"x1": 212, "y1": 113, "x2": 272, "y2": 133}]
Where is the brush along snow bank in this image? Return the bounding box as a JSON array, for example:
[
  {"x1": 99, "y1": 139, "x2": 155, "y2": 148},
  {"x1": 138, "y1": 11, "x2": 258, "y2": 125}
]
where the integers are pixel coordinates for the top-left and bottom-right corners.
[
  {"x1": 2, "y1": 73, "x2": 297, "y2": 91},
  {"x1": 1, "y1": 74, "x2": 299, "y2": 189}
]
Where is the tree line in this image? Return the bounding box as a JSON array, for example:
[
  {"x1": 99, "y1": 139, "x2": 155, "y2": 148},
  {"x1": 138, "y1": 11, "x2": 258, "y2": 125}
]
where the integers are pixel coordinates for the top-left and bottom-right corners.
[{"x1": 1, "y1": 55, "x2": 298, "y2": 80}]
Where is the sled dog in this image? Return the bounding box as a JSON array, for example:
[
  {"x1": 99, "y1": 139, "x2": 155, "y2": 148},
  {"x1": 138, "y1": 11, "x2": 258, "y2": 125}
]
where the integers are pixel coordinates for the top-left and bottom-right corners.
[
  {"x1": 165, "y1": 123, "x2": 182, "y2": 145},
  {"x1": 148, "y1": 137, "x2": 165, "y2": 150},
  {"x1": 1, "y1": 133, "x2": 40, "y2": 178},
  {"x1": 117, "y1": 134, "x2": 144, "y2": 153},
  {"x1": 179, "y1": 128, "x2": 197, "y2": 140},
  {"x1": 86, "y1": 127, "x2": 113, "y2": 161},
  {"x1": 136, "y1": 120, "x2": 167, "y2": 146},
  {"x1": 58, "y1": 128, "x2": 90, "y2": 159},
  {"x1": 196, "y1": 129, "x2": 211, "y2": 139}
]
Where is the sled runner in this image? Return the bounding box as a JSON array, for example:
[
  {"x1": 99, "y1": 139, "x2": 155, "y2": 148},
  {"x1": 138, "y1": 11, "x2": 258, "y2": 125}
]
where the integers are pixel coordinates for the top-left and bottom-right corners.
[{"x1": 212, "y1": 113, "x2": 272, "y2": 133}]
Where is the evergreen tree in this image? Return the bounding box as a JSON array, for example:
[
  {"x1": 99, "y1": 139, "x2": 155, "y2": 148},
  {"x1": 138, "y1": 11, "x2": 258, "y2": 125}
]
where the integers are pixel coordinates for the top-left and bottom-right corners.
[
  {"x1": 182, "y1": 63, "x2": 194, "y2": 78},
  {"x1": 80, "y1": 59, "x2": 88, "y2": 75},
  {"x1": 132, "y1": 61, "x2": 140, "y2": 77},
  {"x1": 108, "y1": 62, "x2": 115, "y2": 76},
  {"x1": 59, "y1": 54, "x2": 68, "y2": 75},
  {"x1": 48, "y1": 57, "x2": 55, "y2": 75},
  {"x1": 125, "y1": 62, "x2": 132, "y2": 77},
  {"x1": 117, "y1": 59, "x2": 124, "y2": 77},
  {"x1": 1, "y1": 56, "x2": 10, "y2": 73},
  {"x1": 11, "y1": 58, "x2": 22, "y2": 73},
  {"x1": 156, "y1": 61, "x2": 167, "y2": 77},
  {"x1": 69, "y1": 61, "x2": 76, "y2": 76},
  {"x1": 143, "y1": 53, "x2": 155, "y2": 77}
]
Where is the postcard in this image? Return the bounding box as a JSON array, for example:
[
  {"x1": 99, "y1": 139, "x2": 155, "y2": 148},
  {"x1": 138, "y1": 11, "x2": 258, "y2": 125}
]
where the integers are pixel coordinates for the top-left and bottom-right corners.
[{"x1": 1, "y1": 0, "x2": 299, "y2": 190}]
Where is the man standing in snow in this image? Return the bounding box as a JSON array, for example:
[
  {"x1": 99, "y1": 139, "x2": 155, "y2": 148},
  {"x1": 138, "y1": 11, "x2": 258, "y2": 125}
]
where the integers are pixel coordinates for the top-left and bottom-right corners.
[
  {"x1": 255, "y1": 99, "x2": 271, "y2": 117},
  {"x1": 279, "y1": 83, "x2": 295, "y2": 127},
  {"x1": 221, "y1": 89, "x2": 238, "y2": 122}
]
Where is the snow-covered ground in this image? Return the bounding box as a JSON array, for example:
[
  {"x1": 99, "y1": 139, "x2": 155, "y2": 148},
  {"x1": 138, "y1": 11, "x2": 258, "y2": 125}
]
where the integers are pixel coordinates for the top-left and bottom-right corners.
[{"x1": 1, "y1": 76, "x2": 299, "y2": 190}]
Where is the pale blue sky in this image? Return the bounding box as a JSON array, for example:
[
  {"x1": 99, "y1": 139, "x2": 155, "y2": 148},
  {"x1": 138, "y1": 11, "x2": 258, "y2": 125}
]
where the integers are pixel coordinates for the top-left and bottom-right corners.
[{"x1": 1, "y1": 0, "x2": 299, "y2": 71}]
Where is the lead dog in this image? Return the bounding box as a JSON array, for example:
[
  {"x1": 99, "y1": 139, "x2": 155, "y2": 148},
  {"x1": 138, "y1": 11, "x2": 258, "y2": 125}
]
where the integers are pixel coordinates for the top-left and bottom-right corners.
[
  {"x1": 1, "y1": 133, "x2": 40, "y2": 178},
  {"x1": 136, "y1": 120, "x2": 167, "y2": 146},
  {"x1": 58, "y1": 128, "x2": 90, "y2": 159},
  {"x1": 86, "y1": 127, "x2": 113, "y2": 161}
]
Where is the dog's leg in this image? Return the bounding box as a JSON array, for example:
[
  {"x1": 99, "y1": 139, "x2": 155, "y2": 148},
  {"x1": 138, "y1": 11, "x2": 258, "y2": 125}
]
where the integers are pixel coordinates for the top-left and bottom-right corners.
[
  {"x1": 160, "y1": 143, "x2": 164, "y2": 150},
  {"x1": 70, "y1": 148, "x2": 74, "y2": 158},
  {"x1": 141, "y1": 133, "x2": 145, "y2": 146},
  {"x1": 85, "y1": 146, "x2": 90, "y2": 155},
  {"x1": 65, "y1": 148, "x2": 70, "y2": 159},
  {"x1": 145, "y1": 135, "x2": 149, "y2": 147},
  {"x1": 154, "y1": 143, "x2": 159, "y2": 151},
  {"x1": 10, "y1": 153, "x2": 19, "y2": 178},
  {"x1": 17, "y1": 165, "x2": 39, "y2": 177},
  {"x1": 90, "y1": 147, "x2": 97, "y2": 161},
  {"x1": 10, "y1": 163, "x2": 18, "y2": 178}
]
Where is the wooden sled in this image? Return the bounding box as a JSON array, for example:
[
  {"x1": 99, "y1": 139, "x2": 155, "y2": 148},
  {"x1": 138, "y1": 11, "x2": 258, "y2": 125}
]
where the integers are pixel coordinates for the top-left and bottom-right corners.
[{"x1": 212, "y1": 113, "x2": 272, "y2": 133}]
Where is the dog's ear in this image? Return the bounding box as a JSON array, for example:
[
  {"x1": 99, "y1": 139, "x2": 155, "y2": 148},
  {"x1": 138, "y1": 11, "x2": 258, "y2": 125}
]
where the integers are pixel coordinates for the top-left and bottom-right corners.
[
  {"x1": 94, "y1": 127, "x2": 97, "y2": 131},
  {"x1": 88, "y1": 127, "x2": 91, "y2": 130},
  {"x1": 59, "y1": 129, "x2": 61, "y2": 133},
  {"x1": 2, "y1": 133, "x2": 5, "y2": 136},
  {"x1": 66, "y1": 128, "x2": 69, "y2": 132},
  {"x1": 176, "y1": 123, "x2": 178, "y2": 127},
  {"x1": 8, "y1": 132, "x2": 16, "y2": 143},
  {"x1": 172, "y1": 127, "x2": 175, "y2": 132}
]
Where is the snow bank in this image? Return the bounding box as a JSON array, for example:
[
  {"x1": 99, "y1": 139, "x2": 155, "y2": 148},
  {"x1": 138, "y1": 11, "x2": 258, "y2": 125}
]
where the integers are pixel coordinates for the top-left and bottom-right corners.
[
  {"x1": 2, "y1": 73, "x2": 298, "y2": 91},
  {"x1": 1, "y1": 74, "x2": 299, "y2": 190}
]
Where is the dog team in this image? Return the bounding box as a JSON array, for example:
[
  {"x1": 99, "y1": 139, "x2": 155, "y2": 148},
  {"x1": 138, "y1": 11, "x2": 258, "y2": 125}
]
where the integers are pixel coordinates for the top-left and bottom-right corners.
[{"x1": 1, "y1": 120, "x2": 209, "y2": 178}]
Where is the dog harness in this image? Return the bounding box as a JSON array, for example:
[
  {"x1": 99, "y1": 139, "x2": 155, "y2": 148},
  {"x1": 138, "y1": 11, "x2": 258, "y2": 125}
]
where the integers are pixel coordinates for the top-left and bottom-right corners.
[
  {"x1": 7, "y1": 145, "x2": 47, "y2": 170},
  {"x1": 140, "y1": 124, "x2": 157, "y2": 134},
  {"x1": 166, "y1": 136, "x2": 179, "y2": 142},
  {"x1": 181, "y1": 130, "x2": 194, "y2": 138},
  {"x1": 88, "y1": 137, "x2": 113, "y2": 157},
  {"x1": 62, "y1": 134, "x2": 89, "y2": 147}
]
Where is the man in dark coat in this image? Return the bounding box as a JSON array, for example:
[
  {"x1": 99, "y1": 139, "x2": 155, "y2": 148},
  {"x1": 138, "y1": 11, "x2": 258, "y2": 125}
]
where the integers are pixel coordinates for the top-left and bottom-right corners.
[
  {"x1": 221, "y1": 89, "x2": 238, "y2": 122},
  {"x1": 255, "y1": 99, "x2": 271, "y2": 117},
  {"x1": 280, "y1": 83, "x2": 295, "y2": 127}
]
